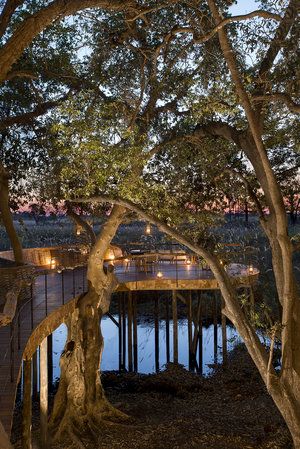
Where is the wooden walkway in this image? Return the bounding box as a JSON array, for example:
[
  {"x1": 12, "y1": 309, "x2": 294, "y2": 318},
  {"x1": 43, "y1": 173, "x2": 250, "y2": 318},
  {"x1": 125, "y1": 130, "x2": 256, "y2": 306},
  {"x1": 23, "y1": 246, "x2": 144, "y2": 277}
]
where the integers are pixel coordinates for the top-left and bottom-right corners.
[
  {"x1": 0, "y1": 261, "x2": 258, "y2": 437},
  {"x1": 0, "y1": 267, "x2": 86, "y2": 435}
]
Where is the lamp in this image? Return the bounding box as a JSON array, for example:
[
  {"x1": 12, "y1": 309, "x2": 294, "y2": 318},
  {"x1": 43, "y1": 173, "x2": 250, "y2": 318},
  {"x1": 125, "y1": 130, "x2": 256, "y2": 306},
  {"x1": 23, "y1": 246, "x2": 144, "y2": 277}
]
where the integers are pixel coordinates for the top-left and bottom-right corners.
[
  {"x1": 157, "y1": 271, "x2": 163, "y2": 278},
  {"x1": 145, "y1": 222, "x2": 151, "y2": 235}
]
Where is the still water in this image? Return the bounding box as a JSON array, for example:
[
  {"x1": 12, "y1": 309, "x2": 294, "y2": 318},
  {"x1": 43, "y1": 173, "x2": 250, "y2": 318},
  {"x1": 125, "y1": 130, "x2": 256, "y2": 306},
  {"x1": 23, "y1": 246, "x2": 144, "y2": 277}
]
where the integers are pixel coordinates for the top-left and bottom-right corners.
[{"x1": 51, "y1": 317, "x2": 240, "y2": 380}]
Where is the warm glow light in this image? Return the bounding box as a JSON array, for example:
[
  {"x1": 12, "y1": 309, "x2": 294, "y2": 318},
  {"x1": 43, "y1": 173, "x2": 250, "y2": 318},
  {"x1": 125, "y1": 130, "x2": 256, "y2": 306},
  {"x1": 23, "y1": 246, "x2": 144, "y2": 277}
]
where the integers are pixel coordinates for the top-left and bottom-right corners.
[
  {"x1": 249, "y1": 264, "x2": 254, "y2": 274},
  {"x1": 110, "y1": 254, "x2": 115, "y2": 261},
  {"x1": 76, "y1": 228, "x2": 81, "y2": 236},
  {"x1": 157, "y1": 271, "x2": 163, "y2": 278},
  {"x1": 50, "y1": 258, "x2": 56, "y2": 269},
  {"x1": 186, "y1": 258, "x2": 191, "y2": 265},
  {"x1": 124, "y1": 258, "x2": 129, "y2": 263},
  {"x1": 145, "y1": 222, "x2": 151, "y2": 235}
]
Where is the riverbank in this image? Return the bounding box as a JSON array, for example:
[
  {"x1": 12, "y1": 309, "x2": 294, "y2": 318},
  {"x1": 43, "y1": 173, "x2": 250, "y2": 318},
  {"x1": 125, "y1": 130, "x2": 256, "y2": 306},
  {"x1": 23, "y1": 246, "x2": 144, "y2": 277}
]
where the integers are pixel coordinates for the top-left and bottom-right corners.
[{"x1": 12, "y1": 344, "x2": 291, "y2": 449}]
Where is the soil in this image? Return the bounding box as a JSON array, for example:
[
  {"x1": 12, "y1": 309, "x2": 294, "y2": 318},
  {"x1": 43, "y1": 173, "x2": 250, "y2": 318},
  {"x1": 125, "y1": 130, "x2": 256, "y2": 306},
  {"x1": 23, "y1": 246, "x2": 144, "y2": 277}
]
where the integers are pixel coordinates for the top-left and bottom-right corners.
[{"x1": 12, "y1": 344, "x2": 291, "y2": 449}]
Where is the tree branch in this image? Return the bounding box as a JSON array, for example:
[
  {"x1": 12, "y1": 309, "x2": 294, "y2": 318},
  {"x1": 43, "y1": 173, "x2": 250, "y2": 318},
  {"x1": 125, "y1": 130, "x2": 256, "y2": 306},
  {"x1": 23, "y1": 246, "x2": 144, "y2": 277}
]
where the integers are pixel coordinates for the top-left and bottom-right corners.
[
  {"x1": 257, "y1": 0, "x2": 298, "y2": 81},
  {"x1": 173, "y1": 10, "x2": 281, "y2": 45},
  {"x1": 0, "y1": 0, "x2": 24, "y2": 39},
  {"x1": 0, "y1": 0, "x2": 143, "y2": 82},
  {"x1": 224, "y1": 168, "x2": 266, "y2": 220},
  {"x1": 0, "y1": 94, "x2": 70, "y2": 130},
  {"x1": 252, "y1": 93, "x2": 300, "y2": 114}
]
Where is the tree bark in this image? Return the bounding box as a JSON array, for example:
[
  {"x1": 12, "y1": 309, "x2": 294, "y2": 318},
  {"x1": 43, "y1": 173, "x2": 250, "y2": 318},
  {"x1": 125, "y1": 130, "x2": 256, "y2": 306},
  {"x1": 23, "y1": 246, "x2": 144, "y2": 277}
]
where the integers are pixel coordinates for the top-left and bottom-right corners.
[
  {"x1": 0, "y1": 162, "x2": 23, "y2": 263},
  {"x1": 49, "y1": 205, "x2": 127, "y2": 446}
]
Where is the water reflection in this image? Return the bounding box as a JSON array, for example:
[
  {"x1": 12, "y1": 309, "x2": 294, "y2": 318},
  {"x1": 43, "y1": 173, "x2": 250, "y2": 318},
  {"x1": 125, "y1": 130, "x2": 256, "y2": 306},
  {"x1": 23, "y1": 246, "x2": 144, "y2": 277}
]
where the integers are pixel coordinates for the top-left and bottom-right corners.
[{"x1": 52, "y1": 317, "x2": 240, "y2": 379}]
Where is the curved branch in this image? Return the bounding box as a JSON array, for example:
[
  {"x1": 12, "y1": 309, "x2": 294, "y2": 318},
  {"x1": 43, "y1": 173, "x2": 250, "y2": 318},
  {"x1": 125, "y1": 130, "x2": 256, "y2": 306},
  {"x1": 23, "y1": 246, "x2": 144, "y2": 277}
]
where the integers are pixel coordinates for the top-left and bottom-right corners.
[
  {"x1": 173, "y1": 10, "x2": 282, "y2": 45},
  {"x1": 252, "y1": 93, "x2": 300, "y2": 114},
  {"x1": 0, "y1": 0, "x2": 141, "y2": 82},
  {"x1": 257, "y1": 0, "x2": 299, "y2": 84},
  {"x1": 0, "y1": 94, "x2": 70, "y2": 130}
]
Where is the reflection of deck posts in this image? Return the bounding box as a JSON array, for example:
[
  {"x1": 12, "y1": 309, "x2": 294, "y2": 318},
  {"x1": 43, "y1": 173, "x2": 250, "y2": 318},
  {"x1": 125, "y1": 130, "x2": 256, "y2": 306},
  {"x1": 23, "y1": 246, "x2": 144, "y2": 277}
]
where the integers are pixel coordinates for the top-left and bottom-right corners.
[
  {"x1": 32, "y1": 351, "x2": 38, "y2": 401},
  {"x1": 172, "y1": 290, "x2": 178, "y2": 363},
  {"x1": 22, "y1": 358, "x2": 32, "y2": 449},
  {"x1": 166, "y1": 295, "x2": 170, "y2": 363},
  {"x1": 155, "y1": 293, "x2": 159, "y2": 372},
  {"x1": 127, "y1": 291, "x2": 133, "y2": 372},
  {"x1": 133, "y1": 292, "x2": 138, "y2": 372},
  {"x1": 198, "y1": 292, "x2": 203, "y2": 375},
  {"x1": 221, "y1": 297, "x2": 227, "y2": 366},
  {"x1": 118, "y1": 296, "x2": 122, "y2": 370},
  {"x1": 188, "y1": 291, "x2": 192, "y2": 370},
  {"x1": 213, "y1": 293, "x2": 218, "y2": 363},
  {"x1": 40, "y1": 337, "x2": 48, "y2": 448},
  {"x1": 122, "y1": 294, "x2": 126, "y2": 370},
  {"x1": 47, "y1": 334, "x2": 53, "y2": 390}
]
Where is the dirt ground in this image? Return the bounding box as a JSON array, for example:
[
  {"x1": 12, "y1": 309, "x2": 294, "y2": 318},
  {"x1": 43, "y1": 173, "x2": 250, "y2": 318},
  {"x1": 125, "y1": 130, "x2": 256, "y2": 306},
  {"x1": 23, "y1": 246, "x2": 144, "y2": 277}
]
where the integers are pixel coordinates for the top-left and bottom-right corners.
[{"x1": 12, "y1": 345, "x2": 292, "y2": 449}]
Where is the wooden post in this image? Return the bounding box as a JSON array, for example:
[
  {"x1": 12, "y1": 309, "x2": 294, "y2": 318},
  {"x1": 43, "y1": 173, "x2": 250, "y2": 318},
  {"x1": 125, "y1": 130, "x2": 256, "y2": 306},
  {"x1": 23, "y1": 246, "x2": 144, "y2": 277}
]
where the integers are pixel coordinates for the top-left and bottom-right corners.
[
  {"x1": 166, "y1": 295, "x2": 170, "y2": 363},
  {"x1": 213, "y1": 292, "x2": 218, "y2": 363},
  {"x1": 188, "y1": 291, "x2": 192, "y2": 370},
  {"x1": 198, "y1": 292, "x2": 203, "y2": 375},
  {"x1": 155, "y1": 293, "x2": 159, "y2": 372},
  {"x1": 47, "y1": 334, "x2": 53, "y2": 390},
  {"x1": 118, "y1": 295, "x2": 122, "y2": 371},
  {"x1": 22, "y1": 359, "x2": 32, "y2": 449},
  {"x1": 127, "y1": 291, "x2": 133, "y2": 372},
  {"x1": 133, "y1": 292, "x2": 138, "y2": 372},
  {"x1": 40, "y1": 337, "x2": 48, "y2": 448},
  {"x1": 32, "y1": 351, "x2": 38, "y2": 401},
  {"x1": 221, "y1": 296, "x2": 228, "y2": 366},
  {"x1": 122, "y1": 293, "x2": 126, "y2": 370},
  {"x1": 172, "y1": 290, "x2": 178, "y2": 363}
]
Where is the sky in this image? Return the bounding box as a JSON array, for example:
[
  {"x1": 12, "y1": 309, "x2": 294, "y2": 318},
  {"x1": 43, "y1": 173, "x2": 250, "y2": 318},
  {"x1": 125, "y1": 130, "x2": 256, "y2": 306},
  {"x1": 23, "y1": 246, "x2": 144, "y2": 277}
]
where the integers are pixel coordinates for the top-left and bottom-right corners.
[{"x1": 230, "y1": 0, "x2": 259, "y2": 15}]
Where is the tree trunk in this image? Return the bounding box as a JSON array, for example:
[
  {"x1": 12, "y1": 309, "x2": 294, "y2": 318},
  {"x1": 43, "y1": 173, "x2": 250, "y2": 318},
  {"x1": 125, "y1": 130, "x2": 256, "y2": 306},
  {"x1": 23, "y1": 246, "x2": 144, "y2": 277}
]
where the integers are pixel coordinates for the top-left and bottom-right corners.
[
  {"x1": 49, "y1": 205, "x2": 127, "y2": 446},
  {"x1": 0, "y1": 163, "x2": 23, "y2": 263}
]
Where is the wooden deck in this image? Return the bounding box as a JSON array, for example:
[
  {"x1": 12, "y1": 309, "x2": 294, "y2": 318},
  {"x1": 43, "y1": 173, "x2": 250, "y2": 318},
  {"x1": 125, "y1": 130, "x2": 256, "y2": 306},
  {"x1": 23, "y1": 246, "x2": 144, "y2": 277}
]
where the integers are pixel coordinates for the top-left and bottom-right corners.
[{"x1": 0, "y1": 261, "x2": 258, "y2": 437}]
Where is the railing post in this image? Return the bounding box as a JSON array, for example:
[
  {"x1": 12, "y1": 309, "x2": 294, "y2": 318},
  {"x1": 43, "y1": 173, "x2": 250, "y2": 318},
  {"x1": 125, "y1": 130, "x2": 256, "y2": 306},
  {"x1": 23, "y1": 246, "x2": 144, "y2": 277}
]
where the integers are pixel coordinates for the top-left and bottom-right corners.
[
  {"x1": 127, "y1": 291, "x2": 133, "y2": 372},
  {"x1": 22, "y1": 358, "x2": 32, "y2": 449},
  {"x1": 155, "y1": 293, "x2": 159, "y2": 372},
  {"x1": 221, "y1": 296, "x2": 227, "y2": 366},
  {"x1": 166, "y1": 295, "x2": 170, "y2": 363},
  {"x1": 172, "y1": 290, "x2": 178, "y2": 363},
  {"x1": 133, "y1": 291, "x2": 138, "y2": 372}
]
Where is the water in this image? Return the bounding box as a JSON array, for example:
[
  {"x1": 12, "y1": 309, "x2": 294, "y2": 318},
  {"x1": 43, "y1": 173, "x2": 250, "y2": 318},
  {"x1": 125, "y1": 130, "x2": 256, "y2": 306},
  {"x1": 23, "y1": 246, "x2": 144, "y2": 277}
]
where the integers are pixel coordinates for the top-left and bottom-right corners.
[{"x1": 51, "y1": 316, "x2": 240, "y2": 380}]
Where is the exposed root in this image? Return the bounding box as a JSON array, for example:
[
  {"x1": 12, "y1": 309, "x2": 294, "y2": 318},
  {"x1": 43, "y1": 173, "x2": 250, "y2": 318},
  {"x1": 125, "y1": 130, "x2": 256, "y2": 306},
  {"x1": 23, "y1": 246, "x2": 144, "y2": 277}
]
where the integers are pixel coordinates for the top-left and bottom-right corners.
[{"x1": 67, "y1": 426, "x2": 86, "y2": 449}]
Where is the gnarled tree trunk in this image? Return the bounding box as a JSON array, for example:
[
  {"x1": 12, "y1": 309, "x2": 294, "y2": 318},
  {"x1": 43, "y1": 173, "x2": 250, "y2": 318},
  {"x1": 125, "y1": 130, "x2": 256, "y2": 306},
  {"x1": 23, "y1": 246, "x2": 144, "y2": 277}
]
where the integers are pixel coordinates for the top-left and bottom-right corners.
[{"x1": 49, "y1": 205, "x2": 126, "y2": 447}]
